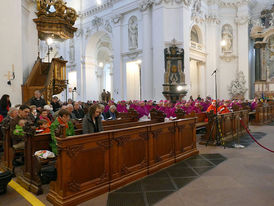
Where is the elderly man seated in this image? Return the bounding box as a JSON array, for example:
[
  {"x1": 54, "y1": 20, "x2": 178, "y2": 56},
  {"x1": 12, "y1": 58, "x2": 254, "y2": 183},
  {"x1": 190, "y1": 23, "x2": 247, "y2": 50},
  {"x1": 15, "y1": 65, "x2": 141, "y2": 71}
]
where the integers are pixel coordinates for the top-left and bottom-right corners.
[
  {"x1": 30, "y1": 90, "x2": 46, "y2": 113},
  {"x1": 72, "y1": 102, "x2": 85, "y2": 119}
]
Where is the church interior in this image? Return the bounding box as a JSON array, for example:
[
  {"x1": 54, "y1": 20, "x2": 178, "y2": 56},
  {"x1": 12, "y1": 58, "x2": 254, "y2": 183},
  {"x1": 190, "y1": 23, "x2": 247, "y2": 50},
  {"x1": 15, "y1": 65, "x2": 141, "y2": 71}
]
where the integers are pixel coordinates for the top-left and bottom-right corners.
[{"x1": 0, "y1": 0, "x2": 274, "y2": 205}]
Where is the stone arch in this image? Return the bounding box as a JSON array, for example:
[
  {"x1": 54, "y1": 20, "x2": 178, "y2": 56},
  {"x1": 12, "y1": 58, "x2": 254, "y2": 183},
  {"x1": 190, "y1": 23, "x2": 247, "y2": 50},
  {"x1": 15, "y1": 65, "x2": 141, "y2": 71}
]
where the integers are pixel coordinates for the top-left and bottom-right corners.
[
  {"x1": 84, "y1": 31, "x2": 113, "y2": 100},
  {"x1": 85, "y1": 31, "x2": 111, "y2": 61}
]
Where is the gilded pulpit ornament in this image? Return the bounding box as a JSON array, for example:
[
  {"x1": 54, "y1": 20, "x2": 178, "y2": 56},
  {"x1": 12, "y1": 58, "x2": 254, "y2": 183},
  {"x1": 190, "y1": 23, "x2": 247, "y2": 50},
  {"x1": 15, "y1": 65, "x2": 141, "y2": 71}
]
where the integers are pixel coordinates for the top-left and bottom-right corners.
[
  {"x1": 162, "y1": 39, "x2": 187, "y2": 103},
  {"x1": 34, "y1": 0, "x2": 78, "y2": 41}
]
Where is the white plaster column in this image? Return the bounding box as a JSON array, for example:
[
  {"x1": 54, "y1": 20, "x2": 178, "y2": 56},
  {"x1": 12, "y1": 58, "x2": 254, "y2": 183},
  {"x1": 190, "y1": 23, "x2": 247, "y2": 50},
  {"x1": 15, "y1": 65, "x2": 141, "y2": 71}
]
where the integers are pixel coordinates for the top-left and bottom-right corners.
[
  {"x1": 96, "y1": 66, "x2": 103, "y2": 96},
  {"x1": 85, "y1": 60, "x2": 99, "y2": 100},
  {"x1": 198, "y1": 62, "x2": 207, "y2": 98},
  {"x1": 80, "y1": 59, "x2": 87, "y2": 101},
  {"x1": 152, "y1": 4, "x2": 165, "y2": 101},
  {"x1": 109, "y1": 60, "x2": 114, "y2": 96},
  {"x1": 236, "y1": 5, "x2": 249, "y2": 99},
  {"x1": 112, "y1": 15, "x2": 123, "y2": 101},
  {"x1": 141, "y1": 8, "x2": 153, "y2": 100},
  {"x1": 181, "y1": 4, "x2": 192, "y2": 99},
  {"x1": 205, "y1": 17, "x2": 219, "y2": 99}
]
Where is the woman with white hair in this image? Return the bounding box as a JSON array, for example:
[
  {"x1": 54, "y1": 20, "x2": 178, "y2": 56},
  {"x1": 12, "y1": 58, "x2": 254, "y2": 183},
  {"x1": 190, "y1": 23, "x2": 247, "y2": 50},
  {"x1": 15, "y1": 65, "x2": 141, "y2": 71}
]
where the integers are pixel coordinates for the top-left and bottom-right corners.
[
  {"x1": 105, "y1": 105, "x2": 117, "y2": 120},
  {"x1": 44, "y1": 105, "x2": 54, "y2": 121},
  {"x1": 98, "y1": 104, "x2": 106, "y2": 120}
]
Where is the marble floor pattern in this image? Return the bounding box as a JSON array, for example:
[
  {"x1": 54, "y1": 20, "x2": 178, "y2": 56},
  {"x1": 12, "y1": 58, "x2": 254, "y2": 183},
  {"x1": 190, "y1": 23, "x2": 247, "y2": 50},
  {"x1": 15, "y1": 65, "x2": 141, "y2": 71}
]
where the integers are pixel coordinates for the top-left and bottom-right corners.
[{"x1": 0, "y1": 124, "x2": 274, "y2": 206}]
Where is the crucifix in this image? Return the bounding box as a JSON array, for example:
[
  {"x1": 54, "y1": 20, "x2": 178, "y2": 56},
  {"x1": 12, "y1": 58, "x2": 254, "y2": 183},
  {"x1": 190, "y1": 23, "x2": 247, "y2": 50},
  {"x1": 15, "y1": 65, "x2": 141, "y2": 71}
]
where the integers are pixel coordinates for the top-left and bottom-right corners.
[
  {"x1": 4, "y1": 71, "x2": 13, "y2": 81},
  {"x1": 4, "y1": 64, "x2": 15, "y2": 85}
]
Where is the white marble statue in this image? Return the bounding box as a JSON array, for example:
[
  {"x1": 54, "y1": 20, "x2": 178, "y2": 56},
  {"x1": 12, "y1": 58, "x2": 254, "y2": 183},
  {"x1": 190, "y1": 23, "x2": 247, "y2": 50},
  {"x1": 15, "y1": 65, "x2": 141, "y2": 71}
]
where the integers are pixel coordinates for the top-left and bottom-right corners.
[
  {"x1": 128, "y1": 16, "x2": 138, "y2": 50},
  {"x1": 222, "y1": 24, "x2": 233, "y2": 52}
]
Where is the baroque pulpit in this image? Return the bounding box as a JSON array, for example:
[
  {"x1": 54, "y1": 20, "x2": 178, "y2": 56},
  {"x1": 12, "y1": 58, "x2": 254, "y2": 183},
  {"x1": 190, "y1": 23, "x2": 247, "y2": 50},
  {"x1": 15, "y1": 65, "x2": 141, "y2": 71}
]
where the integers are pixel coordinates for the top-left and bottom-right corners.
[{"x1": 21, "y1": 0, "x2": 78, "y2": 103}]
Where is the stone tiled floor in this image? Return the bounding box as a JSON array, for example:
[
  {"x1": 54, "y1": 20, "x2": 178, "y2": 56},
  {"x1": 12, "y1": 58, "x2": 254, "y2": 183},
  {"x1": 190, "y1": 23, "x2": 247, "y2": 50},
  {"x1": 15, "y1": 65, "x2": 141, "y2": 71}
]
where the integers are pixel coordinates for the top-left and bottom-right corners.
[
  {"x1": 107, "y1": 153, "x2": 226, "y2": 206},
  {"x1": 0, "y1": 124, "x2": 274, "y2": 206}
]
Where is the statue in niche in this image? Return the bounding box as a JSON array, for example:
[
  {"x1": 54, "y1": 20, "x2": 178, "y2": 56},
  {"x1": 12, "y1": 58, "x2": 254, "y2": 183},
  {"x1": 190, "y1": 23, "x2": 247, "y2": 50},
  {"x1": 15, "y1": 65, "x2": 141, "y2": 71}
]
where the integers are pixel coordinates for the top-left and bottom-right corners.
[
  {"x1": 170, "y1": 65, "x2": 179, "y2": 84},
  {"x1": 128, "y1": 16, "x2": 138, "y2": 50},
  {"x1": 222, "y1": 24, "x2": 233, "y2": 52},
  {"x1": 69, "y1": 39, "x2": 75, "y2": 63}
]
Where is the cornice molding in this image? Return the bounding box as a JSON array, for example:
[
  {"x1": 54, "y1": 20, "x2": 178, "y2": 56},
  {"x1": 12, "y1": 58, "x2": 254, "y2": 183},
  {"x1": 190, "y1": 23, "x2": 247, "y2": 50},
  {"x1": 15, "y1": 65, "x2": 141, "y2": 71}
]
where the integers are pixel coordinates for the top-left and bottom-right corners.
[
  {"x1": 207, "y1": 0, "x2": 249, "y2": 8},
  {"x1": 154, "y1": 0, "x2": 192, "y2": 6},
  {"x1": 220, "y1": 54, "x2": 238, "y2": 62},
  {"x1": 121, "y1": 49, "x2": 143, "y2": 60},
  {"x1": 138, "y1": 0, "x2": 192, "y2": 10},
  {"x1": 81, "y1": 0, "x2": 121, "y2": 18}
]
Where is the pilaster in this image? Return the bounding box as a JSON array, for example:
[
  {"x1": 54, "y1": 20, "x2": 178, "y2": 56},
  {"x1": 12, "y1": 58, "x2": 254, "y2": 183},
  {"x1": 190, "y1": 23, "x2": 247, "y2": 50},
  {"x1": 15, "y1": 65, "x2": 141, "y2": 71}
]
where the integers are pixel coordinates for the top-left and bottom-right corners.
[
  {"x1": 141, "y1": 7, "x2": 153, "y2": 100},
  {"x1": 112, "y1": 14, "x2": 123, "y2": 100}
]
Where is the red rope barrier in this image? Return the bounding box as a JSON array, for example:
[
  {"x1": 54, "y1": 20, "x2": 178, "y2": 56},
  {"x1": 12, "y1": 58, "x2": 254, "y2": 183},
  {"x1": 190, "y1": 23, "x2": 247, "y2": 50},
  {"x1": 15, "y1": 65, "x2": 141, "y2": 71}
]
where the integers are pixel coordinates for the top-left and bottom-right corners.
[{"x1": 239, "y1": 119, "x2": 274, "y2": 153}]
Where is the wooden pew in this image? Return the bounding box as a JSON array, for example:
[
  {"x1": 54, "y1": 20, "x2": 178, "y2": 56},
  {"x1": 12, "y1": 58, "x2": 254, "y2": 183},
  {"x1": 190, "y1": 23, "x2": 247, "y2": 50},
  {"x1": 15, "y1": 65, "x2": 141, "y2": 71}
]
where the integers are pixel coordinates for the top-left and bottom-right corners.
[
  {"x1": 200, "y1": 110, "x2": 249, "y2": 145},
  {"x1": 15, "y1": 111, "x2": 165, "y2": 194},
  {"x1": 175, "y1": 110, "x2": 208, "y2": 130},
  {"x1": 16, "y1": 133, "x2": 52, "y2": 194},
  {"x1": 47, "y1": 118, "x2": 198, "y2": 206},
  {"x1": 0, "y1": 123, "x2": 13, "y2": 170},
  {"x1": 251, "y1": 105, "x2": 273, "y2": 125},
  {"x1": 74, "y1": 108, "x2": 139, "y2": 129}
]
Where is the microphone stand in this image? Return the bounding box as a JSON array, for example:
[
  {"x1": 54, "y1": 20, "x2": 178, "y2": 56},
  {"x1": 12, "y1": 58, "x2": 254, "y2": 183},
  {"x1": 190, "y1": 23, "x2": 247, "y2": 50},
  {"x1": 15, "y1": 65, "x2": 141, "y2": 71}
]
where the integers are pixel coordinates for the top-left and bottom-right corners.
[{"x1": 207, "y1": 69, "x2": 225, "y2": 148}]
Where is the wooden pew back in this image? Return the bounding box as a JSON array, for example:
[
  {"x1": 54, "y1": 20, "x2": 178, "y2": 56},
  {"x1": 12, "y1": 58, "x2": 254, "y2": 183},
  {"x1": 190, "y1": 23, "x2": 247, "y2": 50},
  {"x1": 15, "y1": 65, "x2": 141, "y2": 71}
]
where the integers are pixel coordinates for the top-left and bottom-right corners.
[
  {"x1": 16, "y1": 112, "x2": 164, "y2": 194},
  {"x1": 47, "y1": 118, "x2": 198, "y2": 206},
  {"x1": 200, "y1": 110, "x2": 249, "y2": 144}
]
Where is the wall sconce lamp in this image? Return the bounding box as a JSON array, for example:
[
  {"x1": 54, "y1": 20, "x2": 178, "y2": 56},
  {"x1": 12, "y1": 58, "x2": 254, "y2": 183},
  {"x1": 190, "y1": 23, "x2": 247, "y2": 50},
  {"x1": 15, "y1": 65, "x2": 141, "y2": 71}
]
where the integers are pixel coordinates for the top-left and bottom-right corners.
[{"x1": 5, "y1": 64, "x2": 16, "y2": 85}]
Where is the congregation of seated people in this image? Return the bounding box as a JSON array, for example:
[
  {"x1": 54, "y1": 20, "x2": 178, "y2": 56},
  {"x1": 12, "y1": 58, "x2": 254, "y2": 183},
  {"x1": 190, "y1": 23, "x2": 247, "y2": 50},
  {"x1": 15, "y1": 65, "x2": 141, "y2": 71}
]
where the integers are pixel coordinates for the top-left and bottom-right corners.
[{"x1": 0, "y1": 89, "x2": 270, "y2": 156}]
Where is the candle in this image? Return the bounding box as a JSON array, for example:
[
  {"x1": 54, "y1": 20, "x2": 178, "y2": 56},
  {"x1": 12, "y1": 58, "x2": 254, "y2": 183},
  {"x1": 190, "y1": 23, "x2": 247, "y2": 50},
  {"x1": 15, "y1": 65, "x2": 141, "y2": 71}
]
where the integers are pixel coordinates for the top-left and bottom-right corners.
[{"x1": 12, "y1": 64, "x2": 14, "y2": 73}]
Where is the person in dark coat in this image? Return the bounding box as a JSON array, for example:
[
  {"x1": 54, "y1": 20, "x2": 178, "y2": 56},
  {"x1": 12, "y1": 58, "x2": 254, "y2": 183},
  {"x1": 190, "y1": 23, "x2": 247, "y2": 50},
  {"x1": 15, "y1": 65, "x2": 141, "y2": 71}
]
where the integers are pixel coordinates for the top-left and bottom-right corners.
[
  {"x1": 82, "y1": 104, "x2": 103, "y2": 134},
  {"x1": 30, "y1": 90, "x2": 46, "y2": 113},
  {"x1": 50, "y1": 96, "x2": 61, "y2": 112},
  {"x1": 105, "y1": 105, "x2": 117, "y2": 120},
  {"x1": 0, "y1": 94, "x2": 11, "y2": 119},
  {"x1": 72, "y1": 102, "x2": 85, "y2": 119}
]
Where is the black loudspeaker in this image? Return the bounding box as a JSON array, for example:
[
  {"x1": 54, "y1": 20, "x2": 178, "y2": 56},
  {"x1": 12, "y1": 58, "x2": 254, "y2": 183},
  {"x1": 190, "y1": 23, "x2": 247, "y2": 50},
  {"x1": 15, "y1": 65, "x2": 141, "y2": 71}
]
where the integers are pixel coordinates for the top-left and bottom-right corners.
[{"x1": 0, "y1": 170, "x2": 12, "y2": 194}]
